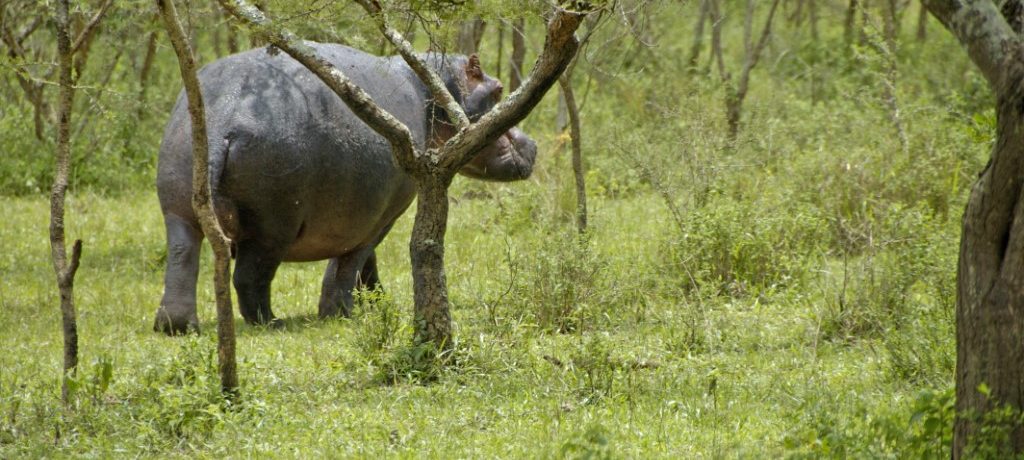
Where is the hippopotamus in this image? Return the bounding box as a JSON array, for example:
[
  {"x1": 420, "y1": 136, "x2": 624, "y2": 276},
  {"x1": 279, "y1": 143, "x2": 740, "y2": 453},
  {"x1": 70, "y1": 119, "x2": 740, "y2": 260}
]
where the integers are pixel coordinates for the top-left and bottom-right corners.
[{"x1": 154, "y1": 43, "x2": 538, "y2": 334}]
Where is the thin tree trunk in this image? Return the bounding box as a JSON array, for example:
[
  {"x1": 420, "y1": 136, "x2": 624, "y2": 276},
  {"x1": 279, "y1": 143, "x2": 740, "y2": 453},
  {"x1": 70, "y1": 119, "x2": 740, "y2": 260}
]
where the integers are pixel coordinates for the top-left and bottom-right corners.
[
  {"x1": 724, "y1": 0, "x2": 781, "y2": 141},
  {"x1": 156, "y1": 0, "x2": 238, "y2": 396},
  {"x1": 687, "y1": 0, "x2": 710, "y2": 71},
  {"x1": 495, "y1": 21, "x2": 504, "y2": 81},
  {"x1": 136, "y1": 29, "x2": 158, "y2": 118},
  {"x1": 844, "y1": 0, "x2": 859, "y2": 44},
  {"x1": 559, "y1": 75, "x2": 587, "y2": 235},
  {"x1": 916, "y1": 2, "x2": 928, "y2": 41},
  {"x1": 457, "y1": 17, "x2": 485, "y2": 55},
  {"x1": 880, "y1": 0, "x2": 908, "y2": 156},
  {"x1": 509, "y1": 18, "x2": 526, "y2": 92},
  {"x1": 52, "y1": 0, "x2": 83, "y2": 406},
  {"x1": 809, "y1": 0, "x2": 819, "y2": 40}
]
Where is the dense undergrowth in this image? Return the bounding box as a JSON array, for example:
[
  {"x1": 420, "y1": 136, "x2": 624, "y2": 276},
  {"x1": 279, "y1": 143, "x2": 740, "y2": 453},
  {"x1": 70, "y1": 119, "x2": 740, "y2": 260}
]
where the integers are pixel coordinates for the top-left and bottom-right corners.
[{"x1": 0, "y1": 0, "x2": 992, "y2": 457}]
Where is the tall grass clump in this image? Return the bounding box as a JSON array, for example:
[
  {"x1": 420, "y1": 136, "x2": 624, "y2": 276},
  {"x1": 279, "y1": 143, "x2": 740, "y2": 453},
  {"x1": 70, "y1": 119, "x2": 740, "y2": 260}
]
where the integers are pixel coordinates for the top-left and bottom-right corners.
[{"x1": 513, "y1": 233, "x2": 618, "y2": 334}]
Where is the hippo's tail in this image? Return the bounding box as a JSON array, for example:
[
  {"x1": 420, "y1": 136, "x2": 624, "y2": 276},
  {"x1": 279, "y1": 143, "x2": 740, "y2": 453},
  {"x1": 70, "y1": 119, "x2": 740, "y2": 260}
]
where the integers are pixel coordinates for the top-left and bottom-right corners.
[{"x1": 208, "y1": 136, "x2": 240, "y2": 245}]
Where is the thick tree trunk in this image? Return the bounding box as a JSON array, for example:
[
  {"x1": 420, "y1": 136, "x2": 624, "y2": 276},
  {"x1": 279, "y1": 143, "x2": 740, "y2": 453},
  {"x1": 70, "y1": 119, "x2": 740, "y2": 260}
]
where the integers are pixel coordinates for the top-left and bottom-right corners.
[
  {"x1": 509, "y1": 18, "x2": 526, "y2": 92},
  {"x1": 922, "y1": 1, "x2": 1024, "y2": 452},
  {"x1": 559, "y1": 75, "x2": 587, "y2": 235},
  {"x1": 51, "y1": 0, "x2": 83, "y2": 406},
  {"x1": 954, "y1": 94, "x2": 1024, "y2": 457},
  {"x1": 156, "y1": 0, "x2": 238, "y2": 396},
  {"x1": 410, "y1": 177, "x2": 454, "y2": 347}
]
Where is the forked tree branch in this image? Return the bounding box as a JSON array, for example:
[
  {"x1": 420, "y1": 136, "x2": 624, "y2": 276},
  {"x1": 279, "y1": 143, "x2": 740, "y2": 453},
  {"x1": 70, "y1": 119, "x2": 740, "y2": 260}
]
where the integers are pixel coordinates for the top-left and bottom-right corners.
[
  {"x1": 438, "y1": 5, "x2": 586, "y2": 170},
  {"x1": 354, "y1": 0, "x2": 469, "y2": 129}
]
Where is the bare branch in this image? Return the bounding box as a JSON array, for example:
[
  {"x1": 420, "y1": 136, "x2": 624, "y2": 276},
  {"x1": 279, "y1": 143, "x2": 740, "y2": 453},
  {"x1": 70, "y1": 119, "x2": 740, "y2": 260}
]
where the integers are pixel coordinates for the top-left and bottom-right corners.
[
  {"x1": 218, "y1": 0, "x2": 419, "y2": 168},
  {"x1": 354, "y1": 0, "x2": 469, "y2": 129}
]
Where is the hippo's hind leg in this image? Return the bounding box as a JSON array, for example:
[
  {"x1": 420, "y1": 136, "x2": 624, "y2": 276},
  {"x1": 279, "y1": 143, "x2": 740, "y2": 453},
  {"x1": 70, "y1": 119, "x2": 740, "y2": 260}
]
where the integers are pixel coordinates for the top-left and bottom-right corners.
[
  {"x1": 155, "y1": 214, "x2": 203, "y2": 335},
  {"x1": 233, "y1": 240, "x2": 285, "y2": 326},
  {"x1": 319, "y1": 247, "x2": 376, "y2": 318}
]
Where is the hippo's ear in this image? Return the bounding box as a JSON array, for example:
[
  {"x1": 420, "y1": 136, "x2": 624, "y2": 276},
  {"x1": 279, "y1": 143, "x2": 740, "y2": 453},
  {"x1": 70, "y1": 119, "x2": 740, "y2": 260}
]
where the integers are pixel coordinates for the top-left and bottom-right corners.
[{"x1": 466, "y1": 54, "x2": 484, "y2": 81}]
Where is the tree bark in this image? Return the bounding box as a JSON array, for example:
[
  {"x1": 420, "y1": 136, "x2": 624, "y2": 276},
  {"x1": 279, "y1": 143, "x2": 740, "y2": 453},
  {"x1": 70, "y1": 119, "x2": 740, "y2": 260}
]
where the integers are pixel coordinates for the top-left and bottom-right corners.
[
  {"x1": 51, "y1": 0, "x2": 84, "y2": 406},
  {"x1": 559, "y1": 75, "x2": 587, "y2": 235},
  {"x1": 924, "y1": 0, "x2": 1024, "y2": 456},
  {"x1": 410, "y1": 176, "x2": 454, "y2": 346},
  {"x1": 509, "y1": 18, "x2": 526, "y2": 92},
  {"x1": 156, "y1": 0, "x2": 238, "y2": 396}
]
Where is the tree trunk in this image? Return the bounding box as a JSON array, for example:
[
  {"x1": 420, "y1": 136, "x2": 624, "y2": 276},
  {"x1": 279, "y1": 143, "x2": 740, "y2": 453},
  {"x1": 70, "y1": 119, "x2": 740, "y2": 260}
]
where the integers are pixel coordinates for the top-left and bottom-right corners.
[
  {"x1": 921, "y1": 0, "x2": 1024, "y2": 454},
  {"x1": 687, "y1": 0, "x2": 710, "y2": 70},
  {"x1": 809, "y1": 0, "x2": 819, "y2": 41},
  {"x1": 156, "y1": 0, "x2": 238, "y2": 396},
  {"x1": 953, "y1": 92, "x2": 1024, "y2": 458},
  {"x1": 51, "y1": 0, "x2": 83, "y2": 406},
  {"x1": 410, "y1": 176, "x2": 454, "y2": 347},
  {"x1": 916, "y1": 1, "x2": 928, "y2": 41},
  {"x1": 509, "y1": 18, "x2": 526, "y2": 92},
  {"x1": 495, "y1": 21, "x2": 504, "y2": 81},
  {"x1": 844, "y1": 0, "x2": 859, "y2": 45},
  {"x1": 559, "y1": 75, "x2": 587, "y2": 235}
]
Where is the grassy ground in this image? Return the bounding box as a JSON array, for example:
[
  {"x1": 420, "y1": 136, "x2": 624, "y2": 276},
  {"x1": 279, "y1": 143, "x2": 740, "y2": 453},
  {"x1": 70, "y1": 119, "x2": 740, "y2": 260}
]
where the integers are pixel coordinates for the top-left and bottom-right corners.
[{"x1": 0, "y1": 172, "x2": 956, "y2": 457}]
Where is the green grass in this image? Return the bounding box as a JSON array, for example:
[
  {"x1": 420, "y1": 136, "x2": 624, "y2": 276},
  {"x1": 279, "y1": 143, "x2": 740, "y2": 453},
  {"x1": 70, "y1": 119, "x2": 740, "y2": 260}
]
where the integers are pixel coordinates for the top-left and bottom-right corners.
[{"x1": 0, "y1": 179, "x2": 956, "y2": 457}]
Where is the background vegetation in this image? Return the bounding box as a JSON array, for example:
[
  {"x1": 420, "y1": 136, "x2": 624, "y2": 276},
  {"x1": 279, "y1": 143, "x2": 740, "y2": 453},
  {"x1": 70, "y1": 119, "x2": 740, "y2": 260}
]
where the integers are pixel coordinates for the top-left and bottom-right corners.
[{"x1": 0, "y1": 0, "x2": 989, "y2": 456}]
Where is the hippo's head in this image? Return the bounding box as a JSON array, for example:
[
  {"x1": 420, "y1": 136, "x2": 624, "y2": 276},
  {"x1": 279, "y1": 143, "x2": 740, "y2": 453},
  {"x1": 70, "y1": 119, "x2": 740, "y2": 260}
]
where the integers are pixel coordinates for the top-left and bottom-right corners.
[{"x1": 428, "y1": 54, "x2": 538, "y2": 182}]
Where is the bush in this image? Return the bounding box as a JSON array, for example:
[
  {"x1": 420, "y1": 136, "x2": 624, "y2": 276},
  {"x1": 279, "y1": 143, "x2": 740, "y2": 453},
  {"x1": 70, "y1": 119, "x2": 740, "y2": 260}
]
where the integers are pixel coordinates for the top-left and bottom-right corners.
[{"x1": 669, "y1": 198, "x2": 828, "y2": 296}]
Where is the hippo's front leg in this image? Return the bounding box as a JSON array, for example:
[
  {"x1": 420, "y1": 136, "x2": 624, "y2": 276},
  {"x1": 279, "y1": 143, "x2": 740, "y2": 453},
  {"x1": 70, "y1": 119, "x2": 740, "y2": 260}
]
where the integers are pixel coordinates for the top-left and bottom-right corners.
[
  {"x1": 319, "y1": 247, "x2": 376, "y2": 318},
  {"x1": 154, "y1": 214, "x2": 203, "y2": 335}
]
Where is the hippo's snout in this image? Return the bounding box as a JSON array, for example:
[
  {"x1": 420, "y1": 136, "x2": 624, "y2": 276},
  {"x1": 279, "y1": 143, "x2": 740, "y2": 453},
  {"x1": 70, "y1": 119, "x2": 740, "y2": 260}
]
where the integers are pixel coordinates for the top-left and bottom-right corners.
[{"x1": 458, "y1": 126, "x2": 540, "y2": 182}]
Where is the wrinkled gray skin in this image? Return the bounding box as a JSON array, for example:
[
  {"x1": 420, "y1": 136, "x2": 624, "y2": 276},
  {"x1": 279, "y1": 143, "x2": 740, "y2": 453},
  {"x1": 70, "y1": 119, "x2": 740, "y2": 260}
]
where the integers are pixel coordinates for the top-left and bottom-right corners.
[{"x1": 155, "y1": 43, "x2": 537, "y2": 334}]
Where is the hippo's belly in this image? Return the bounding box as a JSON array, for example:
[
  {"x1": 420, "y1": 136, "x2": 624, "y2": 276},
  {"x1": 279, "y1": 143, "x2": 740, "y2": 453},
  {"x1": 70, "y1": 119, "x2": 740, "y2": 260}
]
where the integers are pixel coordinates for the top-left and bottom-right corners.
[{"x1": 279, "y1": 177, "x2": 416, "y2": 262}]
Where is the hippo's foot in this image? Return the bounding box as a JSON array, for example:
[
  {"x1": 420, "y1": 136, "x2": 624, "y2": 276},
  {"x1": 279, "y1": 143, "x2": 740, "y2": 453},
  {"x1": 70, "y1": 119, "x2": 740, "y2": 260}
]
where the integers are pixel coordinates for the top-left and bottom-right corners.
[
  {"x1": 240, "y1": 307, "x2": 281, "y2": 328},
  {"x1": 318, "y1": 298, "x2": 353, "y2": 320},
  {"x1": 154, "y1": 305, "x2": 200, "y2": 335}
]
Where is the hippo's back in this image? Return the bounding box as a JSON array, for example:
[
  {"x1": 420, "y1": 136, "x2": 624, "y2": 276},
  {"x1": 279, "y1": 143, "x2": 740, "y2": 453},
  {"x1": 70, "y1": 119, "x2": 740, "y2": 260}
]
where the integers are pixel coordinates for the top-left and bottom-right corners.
[{"x1": 157, "y1": 43, "x2": 425, "y2": 261}]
